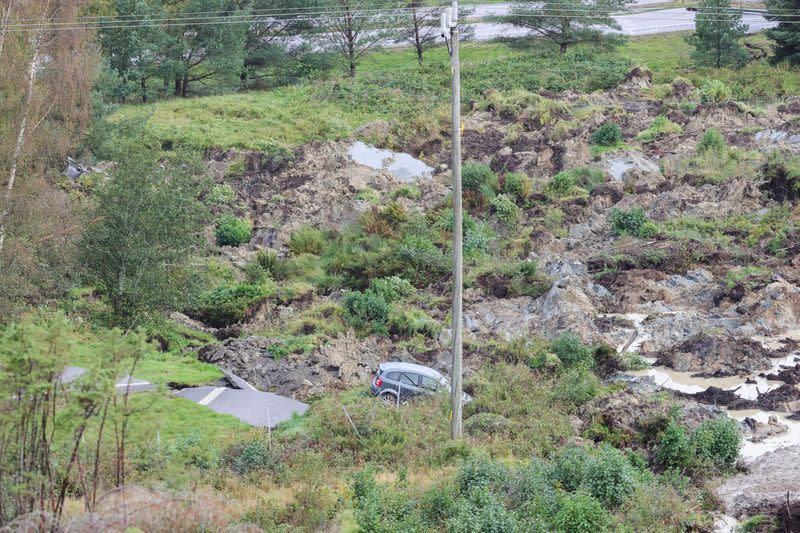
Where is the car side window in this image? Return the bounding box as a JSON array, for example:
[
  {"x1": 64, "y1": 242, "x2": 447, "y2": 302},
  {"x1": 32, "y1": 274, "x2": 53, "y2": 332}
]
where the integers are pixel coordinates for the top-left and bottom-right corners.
[
  {"x1": 385, "y1": 372, "x2": 399, "y2": 381},
  {"x1": 400, "y1": 373, "x2": 418, "y2": 386},
  {"x1": 420, "y1": 376, "x2": 439, "y2": 391}
]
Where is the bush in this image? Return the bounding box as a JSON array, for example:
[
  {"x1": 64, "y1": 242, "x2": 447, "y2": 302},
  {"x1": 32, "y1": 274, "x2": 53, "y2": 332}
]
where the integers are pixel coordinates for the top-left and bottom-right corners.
[
  {"x1": 222, "y1": 438, "x2": 284, "y2": 477},
  {"x1": 610, "y1": 207, "x2": 658, "y2": 238},
  {"x1": 194, "y1": 282, "x2": 273, "y2": 327},
  {"x1": 551, "y1": 333, "x2": 594, "y2": 369},
  {"x1": 553, "y1": 492, "x2": 611, "y2": 533},
  {"x1": 551, "y1": 367, "x2": 601, "y2": 407},
  {"x1": 369, "y1": 276, "x2": 415, "y2": 303},
  {"x1": 546, "y1": 167, "x2": 607, "y2": 198},
  {"x1": 395, "y1": 235, "x2": 450, "y2": 284},
  {"x1": 389, "y1": 184, "x2": 421, "y2": 200},
  {"x1": 343, "y1": 289, "x2": 391, "y2": 334},
  {"x1": 582, "y1": 445, "x2": 636, "y2": 507},
  {"x1": 206, "y1": 183, "x2": 236, "y2": 205},
  {"x1": 591, "y1": 123, "x2": 622, "y2": 146},
  {"x1": 288, "y1": 226, "x2": 326, "y2": 256},
  {"x1": 457, "y1": 456, "x2": 509, "y2": 494},
  {"x1": 697, "y1": 128, "x2": 726, "y2": 154},
  {"x1": 509, "y1": 459, "x2": 559, "y2": 517},
  {"x1": 254, "y1": 248, "x2": 278, "y2": 272},
  {"x1": 448, "y1": 487, "x2": 519, "y2": 533},
  {"x1": 464, "y1": 412, "x2": 510, "y2": 437},
  {"x1": 699, "y1": 80, "x2": 733, "y2": 104},
  {"x1": 503, "y1": 172, "x2": 532, "y2": 201},
  {"x1": 551, "y1": 446, "x2": 590, "y2": 492},
  {"x1": 462, "y1": 162, "x2": 498, "y2": 195},
  {"x1": 387, "y1": 307, "x2": 441, "y2": 338},
  {"x1": 214, "y1": 215, "x2": 252, "y2": 247},
  {"x1": 656, "y1": 420, "x2": 692, "y2": 470},
  {"x1": 636, "y1": 116, "x2": 683, "y2": 141},
  {"x1": 691, "y1": 417, "x2": 741, "y2": 469},
  {"x1": 490, "y1": 194, "x2": 520, "y2": 231}
]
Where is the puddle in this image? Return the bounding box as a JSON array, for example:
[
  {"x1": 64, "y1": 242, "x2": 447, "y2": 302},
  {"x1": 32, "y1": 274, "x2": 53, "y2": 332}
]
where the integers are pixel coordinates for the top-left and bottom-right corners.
[
  {"x1": 608, "y1": 312, "x2": 800, "y2": 459},
  {"x1": 348, "y1": 141, "x2": 434, "y2": 182},
  {"x1": 727, "y1": 409, "x2": 800, "y2": 460}
]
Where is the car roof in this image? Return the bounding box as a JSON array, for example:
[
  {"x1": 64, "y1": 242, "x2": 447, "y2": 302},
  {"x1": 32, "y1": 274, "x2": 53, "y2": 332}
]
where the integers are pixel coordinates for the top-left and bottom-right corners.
[{"x1": 379, "y1": 361, "x2": 444, "y2": 379}]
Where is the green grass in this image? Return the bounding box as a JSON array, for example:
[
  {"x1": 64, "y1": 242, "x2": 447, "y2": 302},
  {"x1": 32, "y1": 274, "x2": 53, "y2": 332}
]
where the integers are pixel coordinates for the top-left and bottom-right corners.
[
  {"x1": 134, "y1": 351, "x2": 223, "y2": 385},
  {"x1": 127, "y1": 394, "x2": 247, "y2": 443}
]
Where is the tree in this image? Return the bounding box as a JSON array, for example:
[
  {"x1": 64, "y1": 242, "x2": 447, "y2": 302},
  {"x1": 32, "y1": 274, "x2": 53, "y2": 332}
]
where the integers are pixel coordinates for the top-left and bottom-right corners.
[
  {"x1": 99, "y1": 0, "x2": 174, "y2": 102},
  {"x1": 241, "y1": 0, "x2": 317, "y2": 80},
  {"x1": 166, "y1": 0, "x2": 248, "y2": 96},
  {"x1": 500, "y1": 0, "x2": 629, "y2": 54},
  {"x1": 0, "y1": 0, "x2": 97, "y2": 315},
  {"x1": 316, "y1": 0, "x2": 399, "y2": 77},
  {"x1": 0, "y1": 314, "x2": 148, "y2": 527},
  {"x1": 765, "y1": 0, "x2": 800, "y2": 65},
  {"x1": 686, "y1": 0, "x2": 747, "y2": 68},
  {"x1": 396, "y1": 1, "x2": 473, "y2": 65},
  {"x1": 79, "y1": 150, "x2": 209, "y2": 326}
]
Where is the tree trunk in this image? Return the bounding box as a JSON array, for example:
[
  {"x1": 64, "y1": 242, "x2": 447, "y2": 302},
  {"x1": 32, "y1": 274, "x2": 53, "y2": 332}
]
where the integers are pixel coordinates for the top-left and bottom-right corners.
[
  {"x1": 413, "y1": 11, "x2": 423, "y2": 65},
  {"x1": 174, "y1": 76, "x2": 182, "y2": 97},
  {"x1": 140, "y1": 76, "x2": 147, "y2": 103},
  {"x1": 348, "y1": 43, "x2": 356, "y2": 78},
  {"x1": 0, "y1": 1, "x2": 12, "y2": 57},
  {"x1": 182, "y1": 73, "x2": 189, "y2": 97},
  {"x1": 560, "y1": 42, "x2": 567, "y2": 54},
  {"x1": 0, "y1": 28, "x2": 42, "y2": 257}
]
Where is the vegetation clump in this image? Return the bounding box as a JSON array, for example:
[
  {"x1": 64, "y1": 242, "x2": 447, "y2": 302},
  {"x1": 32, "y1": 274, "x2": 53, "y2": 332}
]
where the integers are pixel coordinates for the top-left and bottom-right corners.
[
  {"x1": 591, "y1": 122, "x2": 623, "y2": 146},
  {"x1": 610, "y1": 207, "x2": 659, "y2": 238},
  {"x1": 214, "y1": 215, "x2": 252, "y2": 247},
  {"x1": 637, "y1": 116, "x2": 683, "y2": 141}
]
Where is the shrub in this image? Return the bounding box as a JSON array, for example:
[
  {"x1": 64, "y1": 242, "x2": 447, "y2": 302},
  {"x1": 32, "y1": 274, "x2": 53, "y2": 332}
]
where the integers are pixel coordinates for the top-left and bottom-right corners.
[
  {"x1": 464, "y1": 412, "x2": 510, "y2": 437},
  {"x1": 387, "y1": 307, "x2": 441, "y2": 338},
  {"x1": 369, "y1": 276, "x2": 415, "y2": 303},
  {"x1": 610, "y1": 207, "x2": 658, "y2": 238},
  {"x1": 551, "y1": 367, "x2": 601, "y2": 407},
  {"x1": 288, "y1": 226, "x2": 326, "y2": 255},
  {"x1": 462, "y1": 162, "x2": 498, "y2": 195},
  {"x1": 553, "y1": 492, "x2": 611, "y2": 533},
  {"x1": 214, "y1": 215, "x2": 252, "y2": 247},
  {"x1": 551, "y1": 333, "x2": 594, "y2": 369},
  {"x1": 699, "y1": 80, "x2": 733, "y2": 104},
  {"x1": 551, "y1": 446, "x2": 590, "y2": 492},
  {"x1": 582, "y1": 445, "x2": 636, "y2": 507},
  {"x1": 343, "y1": 289, "x2": 391, "y2": 334},
  {"x1": 656, "y1": 420, "x2": 692, "y2": 470},
  {"x1": 448, "y1": 487, "x2": 519, "y2": 533},
  {"x1": 206, "y1": 183, "x2": 236, "y2": 205},
  {"x1": 697, "y1": 128, "x2": 726, "y2": 154},
  {"x1": 389, "y1": 184, "x2": 421, "y2": 200},
  {"x1": 475, "y1": 260, "x2": 551, "y2": 299},
  {"x1": 356, "y1": 188, "x2": 380, "y2": 204},
  {"x1": 222, "y1": 438, "x2": 284, "y2": 477},
  {"x1": 636, "y1": 116, "x2": 683, "y2": 141},
  {"x1": 691, "y1": 417, "x2": 741, "y2": 469},
  {"x1": 509, "y1": 459, "x2": 559, "y2": 517},
  {"x1": 254, "y1": 248, "x2": 278, "y2": 272},
  {"x1": 503, "y1": 172, "x2": 532, "y2": 201},
  {"x1": 194, "y1": 282, "x2": 273, "y2": 327},
  {"x1": 395, "y1": 235, "x2": 450, "y2": 285},
  {"x1": 547, "y1": 167, "x2": 607, "y2": 198},
  {"x1": 490, "y1": 194, "x2": 520, "y2": 231},
  {"x1": 591, "y1": 123, "x2": 622, "y2": 146},
  {"x1": 457, "y1": 456, "x2": 509, "y2": 494}
]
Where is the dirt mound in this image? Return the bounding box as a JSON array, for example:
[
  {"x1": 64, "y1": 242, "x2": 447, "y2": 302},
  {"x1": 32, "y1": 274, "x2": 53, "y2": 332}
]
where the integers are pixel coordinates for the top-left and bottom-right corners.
[
  {"x1": 197, "y1": 332, "x2": 397, "y2": 399},
  {"x1": 655, "y1": 333, "x2": 773, "y2": 377},
  {"x1": 716, "y1": 445, "x2": 800, "y2": 528},
  {"x1": 766, "y1": 362, "x2": 800, "y2": 385},
  {"x1": 577, "y1": 388, "x2": 720, "y2": 447}
]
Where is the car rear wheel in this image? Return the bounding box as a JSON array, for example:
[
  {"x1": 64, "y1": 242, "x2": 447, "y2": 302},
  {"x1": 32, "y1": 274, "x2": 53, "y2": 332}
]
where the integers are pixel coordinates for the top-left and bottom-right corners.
[{"x1": 380, "y1": 392, "x2": 396, "y2": 406}]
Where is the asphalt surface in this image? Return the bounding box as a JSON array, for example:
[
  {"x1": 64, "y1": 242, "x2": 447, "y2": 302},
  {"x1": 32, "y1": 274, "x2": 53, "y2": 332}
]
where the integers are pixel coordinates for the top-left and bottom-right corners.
[
  {"x1": 466, "y1": 7, "x2": 774, "y2": 40},
  {"x1": 177, "y1": 386, "x2": 309, "y2": 428},
  {"x1": 61, "y1": 366, "x2": 156, "y2": 393}
]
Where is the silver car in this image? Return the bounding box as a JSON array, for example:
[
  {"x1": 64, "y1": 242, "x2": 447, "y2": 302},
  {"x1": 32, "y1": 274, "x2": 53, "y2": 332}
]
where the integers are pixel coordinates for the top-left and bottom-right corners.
[{"x1": 370, "y1": 361, "x2": 472, "y2": 405}]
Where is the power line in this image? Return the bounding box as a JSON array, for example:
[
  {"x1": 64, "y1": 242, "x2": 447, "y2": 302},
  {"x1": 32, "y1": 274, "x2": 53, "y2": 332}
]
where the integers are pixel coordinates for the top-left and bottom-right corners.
[{"x1": 4, "y1": 2, "x2": 799, "y2": 28}]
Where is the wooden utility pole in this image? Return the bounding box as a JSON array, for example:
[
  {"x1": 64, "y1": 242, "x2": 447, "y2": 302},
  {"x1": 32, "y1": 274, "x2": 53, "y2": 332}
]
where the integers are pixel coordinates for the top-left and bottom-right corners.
[{"x1": 442, "y1": 1, "x2": 462, "y2": 439}]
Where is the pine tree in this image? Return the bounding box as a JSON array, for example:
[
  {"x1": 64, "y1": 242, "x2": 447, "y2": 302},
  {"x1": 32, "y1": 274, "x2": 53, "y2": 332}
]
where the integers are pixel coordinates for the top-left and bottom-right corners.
[
  {"x1": 765, "y1": 0, "x2": 800, "y2": 65},
  {"x1": 686, "y1": 0, "x2": 748, "y2": 68},
  {"x1": 501, "y1": 0, "x2": 629, "y2": 54}
]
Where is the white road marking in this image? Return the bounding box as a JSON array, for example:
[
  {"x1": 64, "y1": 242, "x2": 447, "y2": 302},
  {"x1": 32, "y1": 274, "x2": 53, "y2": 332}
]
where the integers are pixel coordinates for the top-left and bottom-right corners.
[{"x1": 198, "y1": 387, "x2": 226, "y2": 406}]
